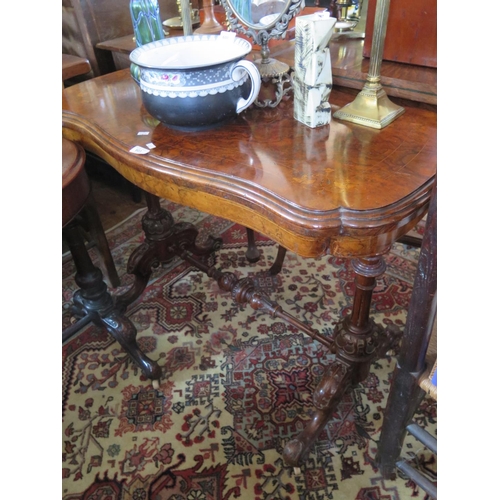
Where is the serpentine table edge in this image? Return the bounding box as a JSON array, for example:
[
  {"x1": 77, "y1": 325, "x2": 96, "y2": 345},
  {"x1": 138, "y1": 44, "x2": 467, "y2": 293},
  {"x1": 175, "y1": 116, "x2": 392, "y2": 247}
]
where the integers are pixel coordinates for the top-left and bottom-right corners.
[{"x1": 62, "y1": 70, "x2": 436, "y2": 259}]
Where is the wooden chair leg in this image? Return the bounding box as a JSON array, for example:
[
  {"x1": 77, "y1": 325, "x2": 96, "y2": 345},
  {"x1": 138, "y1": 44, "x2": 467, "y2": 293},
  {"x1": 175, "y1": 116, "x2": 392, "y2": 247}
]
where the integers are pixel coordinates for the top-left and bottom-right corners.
[{"x1": 376, "y1": 183, "x2": 437, "y2": 479}]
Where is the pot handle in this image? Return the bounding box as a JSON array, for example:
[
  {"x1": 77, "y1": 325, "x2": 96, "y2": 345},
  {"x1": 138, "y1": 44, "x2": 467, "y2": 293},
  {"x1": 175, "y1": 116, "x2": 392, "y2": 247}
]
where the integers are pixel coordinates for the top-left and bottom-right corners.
[
  {"x1": 130, "y1": 63, "x2": 141, "y2": 84},
  {"x1": 231, "y1": 60, "x2": 261, "y2": 114}
]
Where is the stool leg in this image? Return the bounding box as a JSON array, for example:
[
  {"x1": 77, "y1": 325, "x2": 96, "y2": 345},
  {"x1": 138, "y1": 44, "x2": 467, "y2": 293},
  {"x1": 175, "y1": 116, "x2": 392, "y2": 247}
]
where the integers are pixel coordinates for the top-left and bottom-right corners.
[
  {"x1": 82, "y1": 193, "x2": 121, "y2": 288},
  {"x1": 63, "y1": 220, "x2": 161, "y2": 382}
]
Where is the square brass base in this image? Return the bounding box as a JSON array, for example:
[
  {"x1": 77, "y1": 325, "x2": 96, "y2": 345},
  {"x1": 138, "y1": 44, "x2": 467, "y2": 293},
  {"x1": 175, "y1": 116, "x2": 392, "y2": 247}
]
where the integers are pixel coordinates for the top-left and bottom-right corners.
[{"x1": 333, "y1": 87, "x2": 405, "y2": 129}]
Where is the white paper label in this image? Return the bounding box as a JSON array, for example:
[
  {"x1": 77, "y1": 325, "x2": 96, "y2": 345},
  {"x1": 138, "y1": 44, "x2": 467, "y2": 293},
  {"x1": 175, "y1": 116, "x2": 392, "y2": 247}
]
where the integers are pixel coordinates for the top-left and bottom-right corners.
[{"x1": 129, "y1": 146, "x2": 150, "y2": 154}]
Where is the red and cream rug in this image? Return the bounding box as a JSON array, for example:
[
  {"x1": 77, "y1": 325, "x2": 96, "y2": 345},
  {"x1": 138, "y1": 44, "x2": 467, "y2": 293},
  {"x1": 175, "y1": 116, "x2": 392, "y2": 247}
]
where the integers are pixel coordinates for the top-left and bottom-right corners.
[{"x1": 62, "y1": 200, "x2": 436, "y2": 499}]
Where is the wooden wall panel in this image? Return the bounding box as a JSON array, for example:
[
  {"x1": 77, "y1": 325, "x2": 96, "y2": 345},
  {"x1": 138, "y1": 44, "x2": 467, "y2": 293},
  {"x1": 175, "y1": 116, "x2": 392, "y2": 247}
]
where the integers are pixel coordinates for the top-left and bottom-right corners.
[{"x1": 363, "y1": 0, "x2": 437, "y2": 68}]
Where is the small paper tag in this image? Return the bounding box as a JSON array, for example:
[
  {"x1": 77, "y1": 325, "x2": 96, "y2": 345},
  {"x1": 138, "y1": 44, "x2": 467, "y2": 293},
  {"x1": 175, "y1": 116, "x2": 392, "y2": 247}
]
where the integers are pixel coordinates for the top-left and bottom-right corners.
[
  {"x1": 129, "y1": 145, "x2": 150, "y2": 154},
  {"x1": 146, "y1": 142, "x2": 156, "y2": 149},
  {"x1": 137, "y1": 131, "x2": 150, "y2": 136}
]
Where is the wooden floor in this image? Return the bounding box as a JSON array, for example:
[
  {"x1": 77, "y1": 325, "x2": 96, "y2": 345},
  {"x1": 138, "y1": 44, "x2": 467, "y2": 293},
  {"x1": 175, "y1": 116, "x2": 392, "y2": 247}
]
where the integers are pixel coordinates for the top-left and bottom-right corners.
[{"x1": 87, "y1": 159, "x2": 147, "y2": 231}]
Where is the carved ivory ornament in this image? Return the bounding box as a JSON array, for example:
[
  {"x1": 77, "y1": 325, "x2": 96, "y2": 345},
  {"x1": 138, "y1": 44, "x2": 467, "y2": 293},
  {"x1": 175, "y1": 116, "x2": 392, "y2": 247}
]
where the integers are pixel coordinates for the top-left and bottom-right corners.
[{"x1": 293, "y1": 13, "x2": 337, "y2": 128}]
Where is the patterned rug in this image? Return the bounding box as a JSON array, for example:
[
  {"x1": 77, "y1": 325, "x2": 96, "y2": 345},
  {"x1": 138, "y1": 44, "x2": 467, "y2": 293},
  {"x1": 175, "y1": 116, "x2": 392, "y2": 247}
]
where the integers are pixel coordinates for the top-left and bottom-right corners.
[{"x1": 62, "y1": 200, "x2": 437, "y2": 500}]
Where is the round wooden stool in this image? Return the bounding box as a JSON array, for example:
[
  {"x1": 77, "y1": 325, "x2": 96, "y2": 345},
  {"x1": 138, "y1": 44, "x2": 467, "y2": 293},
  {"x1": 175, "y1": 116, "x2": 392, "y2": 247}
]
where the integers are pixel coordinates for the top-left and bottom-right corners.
[
  {"x1": 62, "y1": 138, "x2": 161, "y2": 384},
  {"x1": 62, "y1": 137, "x2": 90, "y2": 226}
]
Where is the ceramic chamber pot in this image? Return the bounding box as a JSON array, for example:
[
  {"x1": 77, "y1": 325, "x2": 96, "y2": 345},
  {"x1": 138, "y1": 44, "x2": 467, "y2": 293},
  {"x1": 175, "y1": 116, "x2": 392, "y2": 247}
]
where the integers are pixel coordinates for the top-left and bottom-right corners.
[{"x1": 129, "y1": 34, "x2": 261, "y2": 131}]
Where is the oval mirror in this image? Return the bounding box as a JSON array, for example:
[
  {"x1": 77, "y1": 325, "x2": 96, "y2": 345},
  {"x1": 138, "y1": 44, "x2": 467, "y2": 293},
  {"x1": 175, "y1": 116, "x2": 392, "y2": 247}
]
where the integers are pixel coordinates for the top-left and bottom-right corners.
[{"x1": 220, "y1": 0, "x2": 304, "y2": 107}]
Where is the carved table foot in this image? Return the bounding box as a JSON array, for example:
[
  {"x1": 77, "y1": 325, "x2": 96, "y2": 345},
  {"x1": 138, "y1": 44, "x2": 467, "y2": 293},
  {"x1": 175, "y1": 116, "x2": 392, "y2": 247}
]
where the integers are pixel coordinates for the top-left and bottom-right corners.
[
  {"x1": 284, "y1": 359, "x2": 353, "y2": 466},
  {"x1": 174, "y1": 240, "x2": 402, "y2": 467},
  {"x1": 100, "y1": 310, "x2": 162, "y2": 380}
]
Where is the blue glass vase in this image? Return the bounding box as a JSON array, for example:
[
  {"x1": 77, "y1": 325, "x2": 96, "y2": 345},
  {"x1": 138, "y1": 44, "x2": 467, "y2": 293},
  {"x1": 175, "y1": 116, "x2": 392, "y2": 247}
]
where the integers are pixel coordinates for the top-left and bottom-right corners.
[
  {"x1": 130, "y1": 0, "x2": 165, "y2": 47},
  {"x1": 130, "y1": 0, "x2": 165, "y2": 82}
]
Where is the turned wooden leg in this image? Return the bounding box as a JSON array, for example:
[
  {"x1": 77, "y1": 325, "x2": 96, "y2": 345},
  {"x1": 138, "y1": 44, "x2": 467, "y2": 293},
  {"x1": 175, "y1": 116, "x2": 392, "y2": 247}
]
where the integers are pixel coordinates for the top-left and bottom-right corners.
[
  {"x1": 245, "y1": 228, "x2": 261, "y2": 263},
  {"x1": 245, "y1": 227, "x2": 288, "y2": 274},
  {"x1": 82, "y1": 193, "x2": 121, "y2": 288},
  {"x1": 375, "y1": 368, "x2": 427, "y2": 479},
  {"x1": 64, "y1": 220, "x2": 161, "y2": 381},
  {"x1": 283, "y1": 255, "x2": 400, "y2": 466},
  {"x1": 268, "y1": 245, "x2": 287, "y2": 275}
]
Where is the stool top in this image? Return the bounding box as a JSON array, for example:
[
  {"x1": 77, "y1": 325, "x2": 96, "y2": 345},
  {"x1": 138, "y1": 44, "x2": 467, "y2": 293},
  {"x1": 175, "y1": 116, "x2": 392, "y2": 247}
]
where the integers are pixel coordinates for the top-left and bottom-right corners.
[
  {"x1": 62, "y1": 138, "x2": 86, "y2": 190},
  {"x1": 62, "y1": 138, "x2": 90, "y2": 227}
]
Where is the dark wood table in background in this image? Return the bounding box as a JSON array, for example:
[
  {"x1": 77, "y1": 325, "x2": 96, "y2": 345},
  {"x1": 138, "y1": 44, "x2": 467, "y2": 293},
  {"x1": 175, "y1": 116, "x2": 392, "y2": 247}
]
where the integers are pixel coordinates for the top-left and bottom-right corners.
[
  {"x1": 62, "y1": 68, "x2": 436, "y2": 467},
  {"x1": 97, "y1": 31, "x2": 437, "y2": 105}
]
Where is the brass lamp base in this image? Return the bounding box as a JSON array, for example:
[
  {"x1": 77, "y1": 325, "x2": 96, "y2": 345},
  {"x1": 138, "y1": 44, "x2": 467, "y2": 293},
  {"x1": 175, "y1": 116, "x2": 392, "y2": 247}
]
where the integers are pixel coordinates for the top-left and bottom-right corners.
[{"x1": 333, "y1": 83, "x2": 404, "y2": 129}]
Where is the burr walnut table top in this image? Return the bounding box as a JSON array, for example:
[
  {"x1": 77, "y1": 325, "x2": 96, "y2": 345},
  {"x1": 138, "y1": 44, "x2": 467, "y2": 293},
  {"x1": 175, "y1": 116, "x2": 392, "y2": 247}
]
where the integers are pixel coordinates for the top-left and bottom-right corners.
[{"x1": 62, "y1": 69, "x2": 436, "y2": 259}]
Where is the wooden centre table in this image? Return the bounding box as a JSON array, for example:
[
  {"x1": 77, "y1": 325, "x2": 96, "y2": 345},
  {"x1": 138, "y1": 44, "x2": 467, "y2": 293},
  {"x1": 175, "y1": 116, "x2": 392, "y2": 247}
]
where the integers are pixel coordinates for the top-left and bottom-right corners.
[{"x1": 62, "y1": 68, "x2": 436, "y2": 466}]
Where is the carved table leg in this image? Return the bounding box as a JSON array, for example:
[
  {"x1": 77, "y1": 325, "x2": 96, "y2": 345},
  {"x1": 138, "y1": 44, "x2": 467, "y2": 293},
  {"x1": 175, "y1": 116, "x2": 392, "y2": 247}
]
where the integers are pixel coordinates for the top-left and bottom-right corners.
[
  {"x1": 64, "y1": 220, "x2": 162, "y2": 381},
  {"x1": 115, "y1": 193, "x2": 174, "y2": 310},
  {"x1": 283, "y1": 256, "x2": 401, "y2": 466}
]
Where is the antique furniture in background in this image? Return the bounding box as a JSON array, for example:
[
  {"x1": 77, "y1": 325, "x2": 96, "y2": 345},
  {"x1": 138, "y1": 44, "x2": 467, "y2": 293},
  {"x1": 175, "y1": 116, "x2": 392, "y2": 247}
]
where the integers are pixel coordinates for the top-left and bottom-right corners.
[
  {"x1": 363, "y1": 0, "x2": 437, "y2": 68},
  {"x1": 62, "y1": 54, "x2": 91, "y2": 84},
  {"x1": 96, "y1": 31, "x2": 436, "y2": 105},
  {"x1": 376, "y1": 184, "x2": 437, "y2": 498},
  {"x1": 195, "y1": 0, "x2": 224, "y2": 33},
  {"x1": 62, "y1": 0, "x2": 179, "y2": 77},
  {"x1": 63, "y1": 67, "x2": 436, "y2": 466}
]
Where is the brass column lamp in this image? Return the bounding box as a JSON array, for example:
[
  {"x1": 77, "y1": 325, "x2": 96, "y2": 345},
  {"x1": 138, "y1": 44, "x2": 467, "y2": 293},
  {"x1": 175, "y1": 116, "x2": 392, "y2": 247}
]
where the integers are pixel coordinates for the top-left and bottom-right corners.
[{"x1": 333, "y1": 0, "x2": 404, "y2": 129}]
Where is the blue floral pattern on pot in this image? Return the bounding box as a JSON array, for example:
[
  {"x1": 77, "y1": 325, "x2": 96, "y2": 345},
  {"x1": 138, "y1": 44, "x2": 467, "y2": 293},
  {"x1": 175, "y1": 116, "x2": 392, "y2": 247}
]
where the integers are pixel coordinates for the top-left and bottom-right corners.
[
  {"x1": 129, "y1": 34, "x2": 261, "y2": 130},
  {"x1": 140, "y1": 65, "x2": 249, "y2": 98}
]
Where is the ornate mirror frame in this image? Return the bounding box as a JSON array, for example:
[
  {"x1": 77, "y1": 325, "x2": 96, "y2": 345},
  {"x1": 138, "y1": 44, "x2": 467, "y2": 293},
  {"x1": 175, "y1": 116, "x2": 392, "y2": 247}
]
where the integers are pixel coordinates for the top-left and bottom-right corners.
[{"x1": 220, "y1": 0, "x2": 304, "y2": 107}]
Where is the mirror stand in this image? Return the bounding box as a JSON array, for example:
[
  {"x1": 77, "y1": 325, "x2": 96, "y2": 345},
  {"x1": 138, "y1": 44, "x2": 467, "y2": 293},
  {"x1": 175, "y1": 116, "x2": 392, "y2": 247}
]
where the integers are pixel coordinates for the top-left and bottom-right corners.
[
  {"x1": 252, "y1": 38, "x2": 293, "y2": 108},
  {"x1": 220, "y1": 0, "x2": 303, "y2": 108}
]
